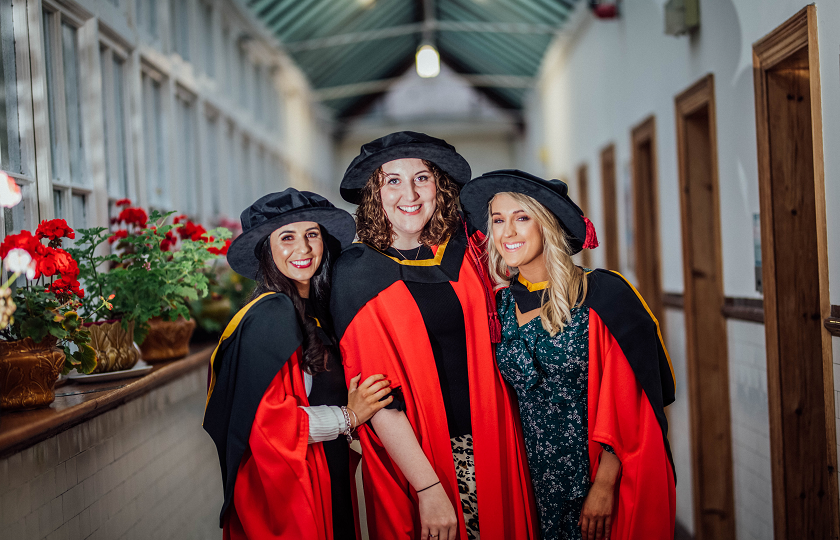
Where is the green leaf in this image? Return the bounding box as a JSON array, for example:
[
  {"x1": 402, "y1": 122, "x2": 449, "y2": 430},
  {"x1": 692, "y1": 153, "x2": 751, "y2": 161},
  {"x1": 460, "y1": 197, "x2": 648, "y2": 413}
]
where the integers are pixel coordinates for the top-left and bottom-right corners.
[
  {"x1": 21, "y1": 318, "x2": 49, "y2": 343},
  {"x1": 73, "y1": 344, "x2": 98, "y2": 374}
]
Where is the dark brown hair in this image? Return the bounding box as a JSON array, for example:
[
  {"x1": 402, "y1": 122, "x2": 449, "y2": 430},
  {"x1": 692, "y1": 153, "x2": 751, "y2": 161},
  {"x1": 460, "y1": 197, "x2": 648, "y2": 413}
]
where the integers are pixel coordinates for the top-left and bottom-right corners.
[
  {"x1": 355, "y1": 159, "x2": 460, "y2": 250},
  {"x1": 250, "y1": 232, "x2": 334, "y2": 374}
]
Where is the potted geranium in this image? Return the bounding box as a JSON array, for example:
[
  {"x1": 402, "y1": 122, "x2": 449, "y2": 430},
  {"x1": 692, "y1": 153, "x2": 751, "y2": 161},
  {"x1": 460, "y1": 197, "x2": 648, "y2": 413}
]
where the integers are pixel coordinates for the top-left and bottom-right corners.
[
  {"x1": 73, "y1": 200, "x2": 231, "y2": 363},
  {"x1": 136, "y1": 213, "x2": 230, "y2": 361},
  {"x1": 0, "y1": 219, "x2": 97, "y2": 409}
]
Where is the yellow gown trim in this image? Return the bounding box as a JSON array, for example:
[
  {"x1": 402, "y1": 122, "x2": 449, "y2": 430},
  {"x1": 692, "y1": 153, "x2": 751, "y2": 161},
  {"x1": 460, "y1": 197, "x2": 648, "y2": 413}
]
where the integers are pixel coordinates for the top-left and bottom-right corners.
[
  {"x1": 366, "y1": 236, "x2": 450, "y2": 267},
  {"x1": 517, "y1": 273, "x2": 549, "y2": 292}
]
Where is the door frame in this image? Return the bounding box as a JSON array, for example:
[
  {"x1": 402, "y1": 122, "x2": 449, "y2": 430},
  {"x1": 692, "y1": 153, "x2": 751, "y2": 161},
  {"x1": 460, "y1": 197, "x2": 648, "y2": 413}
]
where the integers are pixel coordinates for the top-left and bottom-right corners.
[
  {"x1": 599, "y1": 144, "x2": 620, "y2": 271},
  {"x1": 630, "y1": 116, "x2": 664, "y2": 324},
  {"x1": 752, "y1": 6, "x2": 838, "y2": 538},
  {"x1": 674, "y1": 73, "x2": 735, "y2": 540}
]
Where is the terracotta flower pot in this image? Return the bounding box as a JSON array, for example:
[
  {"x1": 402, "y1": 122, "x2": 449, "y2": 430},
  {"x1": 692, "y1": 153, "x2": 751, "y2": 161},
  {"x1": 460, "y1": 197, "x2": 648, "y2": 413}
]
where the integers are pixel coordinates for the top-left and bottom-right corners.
[
  {"x1": 0, "y1": 337, "x2": 65, "y2": 410},
  {"x1": 139, "y1": 316, "x2": 196, "y2": 363},
  {"x1": 85, "y1": 320, "x2": 141, "y2": 373}
]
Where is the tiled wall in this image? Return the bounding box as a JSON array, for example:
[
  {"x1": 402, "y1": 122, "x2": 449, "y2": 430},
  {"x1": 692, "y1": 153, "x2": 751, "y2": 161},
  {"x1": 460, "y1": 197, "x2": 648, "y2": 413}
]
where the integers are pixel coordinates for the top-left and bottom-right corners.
[
  {"x1": 0, "y1": 368, "x2": 222, "y2": 540},
  {"x1": 663, "y1": 308, "x2": 694, "y2": 535},
  {"x1": 727, "y1": 320, "x2": 774, "y2": 540}
]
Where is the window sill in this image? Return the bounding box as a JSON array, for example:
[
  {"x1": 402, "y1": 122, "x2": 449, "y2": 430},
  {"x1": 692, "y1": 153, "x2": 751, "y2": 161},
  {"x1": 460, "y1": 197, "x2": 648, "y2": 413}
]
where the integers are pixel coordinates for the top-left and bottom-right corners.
[{"x1": 0, "y1": 344, "x2": 215, "y2": 459}]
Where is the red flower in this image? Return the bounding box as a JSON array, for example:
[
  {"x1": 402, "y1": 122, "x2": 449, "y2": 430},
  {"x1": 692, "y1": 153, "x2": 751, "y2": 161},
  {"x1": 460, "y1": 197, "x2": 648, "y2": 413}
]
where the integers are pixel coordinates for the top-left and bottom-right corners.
[
  {"x1": 207, "y1": 239, "x2": 231, "y2": 256},
  {"x1": 47, "y1": 277, "x2": 84, "y2": 299},
  {"x1": 53, "y1": 249, "x2": 80, "y2": 280},
  {"x1": 160, "y1": 230, "x2": 178, "y2": 252},
  {"x1": 108, "y1": 229, "x2": 129, "y2": 244},
  {"x1": 116, "y1": 207, "x2": 148, "y2": 228},
  {"x1": 0, "y1": 230, "x2": 41, "y2": 259},
  {"x1": 177, "y1": 220, "x2": 208, "y2": 242},
  {"x1": 35, "y1": 248, "x2": 58, "y2": 278},
  {"x1": 36, "y1": 219, "x2": 75, "y2": 241},
  {"x1": 173, "y1": 215, "x2": 187, "y2": 225},
  {"x1": 115, "y1": 198, "x2": 132, "y2": 207}
]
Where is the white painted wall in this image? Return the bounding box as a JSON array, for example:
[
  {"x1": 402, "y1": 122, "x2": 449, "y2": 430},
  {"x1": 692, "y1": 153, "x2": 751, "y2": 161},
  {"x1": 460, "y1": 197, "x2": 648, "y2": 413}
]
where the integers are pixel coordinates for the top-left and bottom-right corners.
[{"x1": 528, "y1": 1, "x2": 840, "y2": 537}]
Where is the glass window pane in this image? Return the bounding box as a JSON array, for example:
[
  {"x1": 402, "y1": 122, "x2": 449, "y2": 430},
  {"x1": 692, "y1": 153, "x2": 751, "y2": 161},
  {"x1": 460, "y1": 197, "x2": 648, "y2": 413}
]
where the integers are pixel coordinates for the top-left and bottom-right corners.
[
  {"x1": 177, "y1": 96, "x2": 196, "y2": 215},
  {"x1": 241, "y1": 137, "x2": 251, "y2": 205},
  {"x1": 0, "y1": 0, "x2": 20, "y2": 173},
  {"x1": 171, "y1": 0, "x2": 189, "y2": 60},
  {"x1": 201, "y1": 2, "x2": 214, "y2": 77},
  {"x1": 42, "y1": 11, "x2": 61, "y2": 180},
  {"x1": 61, "y1": 22, "x2": 86, "y2": 185},
  {"x1": 143, "y1": 74, "x2": 167, "y2": 208},
  {"x1": 112, "y1": 56, "x2": 128, "y2": 196},
  {"x1": 72, "y1": 193, "x2": 87, "y2": 228},
  {"x1": 205, "y1": 115, "x2": 219, "y2": 217},
  {"x1": 238, "y1": 46, "x2": 248, "y2": 108},
  {"x1": 53, "y1": 189, "x2": 64, "y2": 218},
  {"x1": 225, "y1": 125, "x2": 237, "y2": 215}
]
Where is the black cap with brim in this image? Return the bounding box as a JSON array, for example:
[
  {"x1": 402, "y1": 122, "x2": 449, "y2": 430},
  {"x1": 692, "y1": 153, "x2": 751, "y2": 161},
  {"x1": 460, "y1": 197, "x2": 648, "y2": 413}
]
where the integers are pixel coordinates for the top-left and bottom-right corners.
[
  {"x1": 460, "y1": 169, "x2": 594, "y2": 255},
  {"x1": 227, "y1": 189, "x2": 356, "y2": 280},
  {"x1": 340, "y1": 131, "x2": 471, "y2": 204}
]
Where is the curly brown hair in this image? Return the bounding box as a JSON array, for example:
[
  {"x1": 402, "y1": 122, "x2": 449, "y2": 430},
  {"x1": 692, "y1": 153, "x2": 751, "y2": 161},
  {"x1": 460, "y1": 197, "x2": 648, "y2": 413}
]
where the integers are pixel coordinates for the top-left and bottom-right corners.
[{"x1": 355, "y1": 159, "x2": 461, "y2": 251}]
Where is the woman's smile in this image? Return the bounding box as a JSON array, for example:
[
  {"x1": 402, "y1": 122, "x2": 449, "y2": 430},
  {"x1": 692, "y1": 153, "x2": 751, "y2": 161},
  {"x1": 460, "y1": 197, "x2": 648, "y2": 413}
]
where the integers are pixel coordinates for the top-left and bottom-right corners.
[{"x1": 290, "y1": 258, "x2": 313, "y2": 269}]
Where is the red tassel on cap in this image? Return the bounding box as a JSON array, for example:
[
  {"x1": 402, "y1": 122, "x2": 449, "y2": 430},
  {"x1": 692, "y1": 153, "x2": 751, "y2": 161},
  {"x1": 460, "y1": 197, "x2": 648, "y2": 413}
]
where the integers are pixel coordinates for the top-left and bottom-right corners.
[{"x1": 582, "y1": 216, "x2": 599, "y2": 249}]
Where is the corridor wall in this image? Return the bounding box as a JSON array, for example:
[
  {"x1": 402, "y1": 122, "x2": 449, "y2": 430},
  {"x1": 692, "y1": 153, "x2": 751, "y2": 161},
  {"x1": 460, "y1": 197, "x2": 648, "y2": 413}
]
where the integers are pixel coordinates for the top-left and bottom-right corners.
[{"x1": 527, "y1": 1, "x2": 840, "y2": 538}]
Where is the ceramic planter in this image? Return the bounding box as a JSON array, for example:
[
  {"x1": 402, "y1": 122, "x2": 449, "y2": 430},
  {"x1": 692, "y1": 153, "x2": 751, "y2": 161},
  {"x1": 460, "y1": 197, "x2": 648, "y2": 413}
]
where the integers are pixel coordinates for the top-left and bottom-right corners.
[
  {"x1": 139, "y1": 316, "x2": 196, "y2": 363},
  {"x1": 85, "y1": 320, "x2": 141, "y2": 373},
  {"x1": 0, "y1": 337, "x2": 65, "y2": 410}
]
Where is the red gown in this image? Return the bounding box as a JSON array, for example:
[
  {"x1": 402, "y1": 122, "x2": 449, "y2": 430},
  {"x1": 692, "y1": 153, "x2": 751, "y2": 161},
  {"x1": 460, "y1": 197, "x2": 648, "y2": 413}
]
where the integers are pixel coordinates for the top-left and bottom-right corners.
[
  {"x1": 330, "y1": 226, "x2": 539, "y2": 540},
  {"x1": 203, "y1": 293, "x2": 335, "y2": 540}
]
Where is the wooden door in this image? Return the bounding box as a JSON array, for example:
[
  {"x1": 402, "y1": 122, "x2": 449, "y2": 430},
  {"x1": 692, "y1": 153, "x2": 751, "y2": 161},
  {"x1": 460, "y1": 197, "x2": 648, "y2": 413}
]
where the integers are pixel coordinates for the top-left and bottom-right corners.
[
  {"x1": 675, "y1": 74, "x2": 735, "y2": 540},
  {"x1": 599, "y1": 144, "x2": 620, "y2": 271},
  {"x1": 576, "y1": 164, "x2": 591, "y2": 268},
  {"x1": 753, "y1": 6, "x2": 838, "y2": 539},
  {"x1": 630, "y1": 117, "x2": 664, "y2": 324}
]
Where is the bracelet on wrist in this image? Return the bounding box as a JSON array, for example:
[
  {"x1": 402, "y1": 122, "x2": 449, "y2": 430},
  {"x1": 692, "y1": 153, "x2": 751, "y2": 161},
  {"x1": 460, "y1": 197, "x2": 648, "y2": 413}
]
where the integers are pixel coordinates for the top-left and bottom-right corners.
[
  {"x1": 416, "y1": 480, "x2": 440, "y2": 494},
  {"x1": 339, "y1": 406, "x2": 353, "y2": 443},
  {"x1": 347, "y1": 408, "x2": 358, "y2": 432}
]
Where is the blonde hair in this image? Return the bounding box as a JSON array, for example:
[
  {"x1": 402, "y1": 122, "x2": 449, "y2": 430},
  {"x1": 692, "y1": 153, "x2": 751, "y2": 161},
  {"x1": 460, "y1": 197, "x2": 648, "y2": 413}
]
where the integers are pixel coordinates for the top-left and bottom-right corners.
[{"x1": 486, "y1": 192, "x2": 588, "y2": 336}]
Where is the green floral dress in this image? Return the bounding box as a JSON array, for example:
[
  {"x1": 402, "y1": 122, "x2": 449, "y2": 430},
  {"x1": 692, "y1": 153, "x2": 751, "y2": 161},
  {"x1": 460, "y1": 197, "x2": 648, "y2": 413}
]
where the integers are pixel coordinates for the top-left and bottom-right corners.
[{"x1": 495, "y1": 287, "x2": 602, "y2": 540}]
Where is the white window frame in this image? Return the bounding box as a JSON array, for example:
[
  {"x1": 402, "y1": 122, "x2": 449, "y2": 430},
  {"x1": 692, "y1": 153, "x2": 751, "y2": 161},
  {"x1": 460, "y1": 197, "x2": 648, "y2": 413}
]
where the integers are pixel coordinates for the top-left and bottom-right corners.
[{"x1": 0, "y1": 0, "x2": 39, "y2": 237}]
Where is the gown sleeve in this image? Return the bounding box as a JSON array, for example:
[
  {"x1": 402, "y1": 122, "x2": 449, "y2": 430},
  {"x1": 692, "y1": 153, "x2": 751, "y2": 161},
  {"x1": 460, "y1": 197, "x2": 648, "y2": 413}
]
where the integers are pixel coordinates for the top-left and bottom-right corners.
[
  {"x1": 204, "y1": 294, "x2": 332, "y2": 540},
  {"x1": 586, "y1": 287, "x2": 676, "y2": 540}
]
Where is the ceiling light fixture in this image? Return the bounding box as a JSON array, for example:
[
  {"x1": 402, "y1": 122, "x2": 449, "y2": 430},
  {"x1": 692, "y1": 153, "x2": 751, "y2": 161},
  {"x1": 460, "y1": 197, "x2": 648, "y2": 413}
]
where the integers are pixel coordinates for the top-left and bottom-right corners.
[{"x1": 415, "y1": 44, "x2": 440, "y2": 78}]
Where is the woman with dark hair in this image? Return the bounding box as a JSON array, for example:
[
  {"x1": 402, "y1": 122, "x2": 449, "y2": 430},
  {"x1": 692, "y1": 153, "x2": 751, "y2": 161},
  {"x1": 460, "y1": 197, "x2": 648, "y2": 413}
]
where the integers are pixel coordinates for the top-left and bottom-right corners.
[
  {"x1": 204, "y1": 188, "x2": 393, "y2": 540},
  {"x1": 331, "y1": 132, "x2": 538, "y2": 540},
  {"x1": 460, "y1": 170, "x2": 676, "y2": 540}
]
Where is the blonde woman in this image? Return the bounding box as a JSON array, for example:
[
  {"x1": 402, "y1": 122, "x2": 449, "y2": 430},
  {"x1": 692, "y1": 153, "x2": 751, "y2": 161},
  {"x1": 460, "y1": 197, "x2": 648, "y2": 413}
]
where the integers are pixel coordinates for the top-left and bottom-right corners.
[{"x1": 460, "y1": 170, "x2": 676, "y2": 540}]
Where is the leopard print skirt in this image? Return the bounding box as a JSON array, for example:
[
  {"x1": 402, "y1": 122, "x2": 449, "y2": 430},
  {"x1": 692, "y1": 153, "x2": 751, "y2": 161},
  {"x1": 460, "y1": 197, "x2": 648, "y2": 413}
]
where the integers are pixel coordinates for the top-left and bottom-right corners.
[{"x1": 451, "y1": 434, "x2": 480, "y2": 540}]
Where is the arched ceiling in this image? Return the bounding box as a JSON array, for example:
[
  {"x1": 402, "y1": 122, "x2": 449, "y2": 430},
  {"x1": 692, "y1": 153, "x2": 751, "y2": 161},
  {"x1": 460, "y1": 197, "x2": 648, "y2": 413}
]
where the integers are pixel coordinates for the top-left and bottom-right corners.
[{"x1": 245, "y1": 0, "x2": 582, "y2": 118}]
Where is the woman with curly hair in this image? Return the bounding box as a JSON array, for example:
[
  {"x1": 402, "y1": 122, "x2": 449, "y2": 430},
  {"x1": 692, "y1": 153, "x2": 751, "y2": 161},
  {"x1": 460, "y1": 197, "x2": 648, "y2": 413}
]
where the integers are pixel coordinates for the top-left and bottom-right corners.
[
  {"x1": 460, "y1": 170, "x2": 676, "y2": 540},
  {"x1": 330, "y1": 132, "x2": 538, "y2": 540}
]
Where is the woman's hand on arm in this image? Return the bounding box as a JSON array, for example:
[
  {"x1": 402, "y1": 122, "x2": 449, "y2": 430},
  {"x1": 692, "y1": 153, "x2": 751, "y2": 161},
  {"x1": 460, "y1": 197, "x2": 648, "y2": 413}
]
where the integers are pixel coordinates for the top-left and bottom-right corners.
[
  {"x1": 579, "y1": 449, "x2": 620, "y2": 540},
  {"x1": 371, "y1": 409, "x2": 458, "y2": 540},
  {"x1": 346, "y1": 373, "x2": 393, "y2": 428}
]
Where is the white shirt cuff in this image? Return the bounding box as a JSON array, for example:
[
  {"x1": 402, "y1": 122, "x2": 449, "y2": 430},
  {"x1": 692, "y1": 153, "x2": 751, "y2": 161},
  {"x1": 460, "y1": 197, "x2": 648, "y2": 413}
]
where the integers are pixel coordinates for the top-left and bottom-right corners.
[{"x1": 300, "y1": 405, "x2": 347, "y2": 444}]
